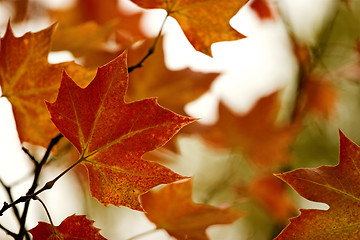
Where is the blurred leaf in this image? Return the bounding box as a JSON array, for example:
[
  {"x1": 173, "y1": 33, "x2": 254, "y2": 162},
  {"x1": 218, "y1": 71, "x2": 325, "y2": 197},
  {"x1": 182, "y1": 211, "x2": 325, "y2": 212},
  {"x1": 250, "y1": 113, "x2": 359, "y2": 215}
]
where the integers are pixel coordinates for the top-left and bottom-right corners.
[
  {"x1": 199, "y1": 92, "x2": 299, "y2": 168},
  {"x1": 52, "y1": 20, "x2": 118, "y2": 58},
  {"x1": 248, "y1": 174, "x2": 295, "y2": 221},
  {"x1": 250, "y1": 0, "x2": 275, "y2": 21},
  {"x1": 141, "y1": 179, "x2": 244, "y2": 240},
  {"x1": 50, "y1": 0, "x2": 146, "y2": 48},
  {"x1": 300, "y1": 74, "x2": 338, "y2": 119}
]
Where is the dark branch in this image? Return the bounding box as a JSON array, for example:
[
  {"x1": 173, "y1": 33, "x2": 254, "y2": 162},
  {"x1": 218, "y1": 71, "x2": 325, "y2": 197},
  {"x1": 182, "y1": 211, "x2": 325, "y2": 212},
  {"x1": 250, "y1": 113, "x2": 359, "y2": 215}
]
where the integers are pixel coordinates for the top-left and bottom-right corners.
[
  {"x1": 17, "y1": 133, "x2": 63, "y2": 239},
  {"x1": 39, "y1": 133, "x2": 63, "y2": 166},
  {"x1": 0, "y1": 156, "x2": 82, "y2": 217},
  {"x1": 21, "y1": 147, "x2": 38, "y2": 167},
  {"x1": 0, "y1": 178, "x2": 21, "y2": 222},
  {"x1": 0, "y1": 224, "x2": 17, "y2": 239},
  {"x1": 35, "y1": 196, "x2": 58, "y2": 237},
  {"x1": 128, "y1": 14, "x2": 169, "y2": 73}
]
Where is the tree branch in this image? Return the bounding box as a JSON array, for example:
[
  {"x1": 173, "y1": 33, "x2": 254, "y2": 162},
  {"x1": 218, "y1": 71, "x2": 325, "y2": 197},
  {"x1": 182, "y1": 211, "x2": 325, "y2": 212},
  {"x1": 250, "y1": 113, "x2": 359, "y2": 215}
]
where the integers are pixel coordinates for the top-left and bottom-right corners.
[
  {"x1": 128, "y1": 14, "x2": 169, "y2": 73},
  {"x1": 0, "y1": 178, "x2": 21, "y2": 222},
  {"x1": 21, "y1": 147, "x2": 38, "y2": 167},
  {"x1": 34, "y1": 197, "x2": 59, "y2": 238},
  {"x1": 0, "y1": 224, "x2": 17, "y2": 239},
  {"x1": 17, "y1": 133, "x2": 63, "y2": 239},
  {"x1": 0, "y1": 157, "x2": 83, "y2": 217}
]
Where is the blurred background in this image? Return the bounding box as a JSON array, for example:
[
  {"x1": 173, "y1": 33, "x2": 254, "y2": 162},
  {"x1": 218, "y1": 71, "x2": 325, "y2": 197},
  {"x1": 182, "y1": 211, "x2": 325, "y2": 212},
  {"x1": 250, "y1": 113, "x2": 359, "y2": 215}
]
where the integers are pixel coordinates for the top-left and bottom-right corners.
[{"x1": 1, "y1": 0, "x2": 360, "y2": 239}]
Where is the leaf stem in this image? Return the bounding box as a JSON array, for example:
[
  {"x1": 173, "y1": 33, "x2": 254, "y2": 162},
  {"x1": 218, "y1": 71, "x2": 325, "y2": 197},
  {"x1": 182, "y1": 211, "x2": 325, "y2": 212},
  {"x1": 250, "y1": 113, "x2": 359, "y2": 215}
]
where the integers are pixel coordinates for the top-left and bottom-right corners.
[
  {"x1": 34, "y1": 197, "x2": 59, "y2": 238},
  {"x1": 128, "y1": 14, "x2": 169, "y2": 73},
  {"x1": 126, "y1": 228, "x2": 160, "y2": 240}
]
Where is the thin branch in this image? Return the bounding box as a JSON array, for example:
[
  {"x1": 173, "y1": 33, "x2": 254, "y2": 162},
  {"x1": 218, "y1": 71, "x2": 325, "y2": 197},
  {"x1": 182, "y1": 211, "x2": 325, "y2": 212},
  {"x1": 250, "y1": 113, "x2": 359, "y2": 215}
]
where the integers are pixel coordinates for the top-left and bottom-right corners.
[
  {"x1": 17, "y1": 133, "x2": 63, "y2": 239},
  {"x1": 290, "y1": 69, "x2": 306, "y2": 122},
  {"x1": 126, "y1": 228, "x2": 159, "y2": 240},
  {"x1": 0, "y1": 157, "x2": 83, "y2": 217},
  {"x1": 34, "y1": 197, "x2": 59, "y2": 238},
  {"x1": 0, "y1": 178, "x2": 21, "y2": 222},
  {"x1": 276, "y1": 2, "x2": 340, "y2": 123},
  {"x1": 0, "y1": 224, "x2": 17, "y2": 239},
  {"x1": 40, "y1": 134, "x2": 63, "y2": 165},
  {"x1": 21, "y1": 147, "x2": 38, "y2": 167},
  {"x1": 128, "y1": 14, "x2": 169, "y2": 73}
]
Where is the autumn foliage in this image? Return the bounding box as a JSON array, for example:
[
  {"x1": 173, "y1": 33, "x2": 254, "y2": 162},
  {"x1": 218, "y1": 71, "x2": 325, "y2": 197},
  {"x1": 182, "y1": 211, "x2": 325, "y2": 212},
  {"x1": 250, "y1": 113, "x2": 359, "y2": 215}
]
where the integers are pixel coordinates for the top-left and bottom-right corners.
[{"x1": 1, "y1": 0, "x2": 360, "y2": 239}]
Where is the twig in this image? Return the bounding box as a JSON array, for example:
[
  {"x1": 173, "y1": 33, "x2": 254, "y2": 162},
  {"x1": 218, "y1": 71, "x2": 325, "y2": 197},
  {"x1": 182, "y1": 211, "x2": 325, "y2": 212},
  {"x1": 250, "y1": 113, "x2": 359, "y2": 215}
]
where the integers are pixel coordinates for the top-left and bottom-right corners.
[
  {"x1": 17, "y1": 133, "x2": 63, "y2": 239},
  {"x1": 276, "y1": 2, "x2": 340, "y2": 123},
  {"x1": 126, "y1": 228, "x2": 159, "y2": 240},
  {"x1": 290, "y1": 69, "x2": 306, "y2": 122},
  {"x1": 0, "y1": 178, "x2": 21, "y2": 222},
  {"x1": 0, "y1": 157, "x2": 83, "y2": 216},
  {"x1": 21, "y1": 147, "x2": 38, "y2": 167},
  {"x1": 128, "y1": 14, "x2": 169, "y2": 73},
  {"x1": 0, "y1": 224, "x2": 17, "y2": 239},
  {"x1": 34, "y1": 197, "x2": 59, "y2": 238}
]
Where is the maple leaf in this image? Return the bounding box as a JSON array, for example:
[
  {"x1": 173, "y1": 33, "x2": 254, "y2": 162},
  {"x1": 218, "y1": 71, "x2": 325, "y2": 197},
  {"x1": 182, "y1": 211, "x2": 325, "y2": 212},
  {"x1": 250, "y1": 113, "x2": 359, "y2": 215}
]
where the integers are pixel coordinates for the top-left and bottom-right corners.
[
  {"x1": 300, "y1": 75, "x2": 337, "y2": 119},
  {"x1": 141, "y1": 179, "x2": 244, "y2": 240},
  {"x1": 247, "y1": 174, "x2": 295, "y2": 222},
  {"x1": 127, "y1": 36, "x2": 218, "y2": 159},
  {"x1": 130, "y1": 0, "x2": 249, "y2": 57},
  {"x1": 46, "y1": 52, "x2": 194, "y2": 211},
  {"x1": 29, "y1": 214, "x2": 106, "y2": 240},
  {"x1": 50, "y1": 0, "x2": 146, "y2": 48},
  {"x1": 127, "y1": 36, "x2": 219, "y2": 116},
  {"x1": 198, "y1": 92, "x2": 299, "y2": 167},
  {"x1": 250, "y1": 0, "x2": 275, "y2": 20},
  {"x1": 0, "y1": 23, "x2": 95, "y2": 147},
  {"x1": 52, "y1": 20, "x2": 118, "y2": 58},
  {"x1": 275, "y1": 131, "x2": 360, "y2": 240}
]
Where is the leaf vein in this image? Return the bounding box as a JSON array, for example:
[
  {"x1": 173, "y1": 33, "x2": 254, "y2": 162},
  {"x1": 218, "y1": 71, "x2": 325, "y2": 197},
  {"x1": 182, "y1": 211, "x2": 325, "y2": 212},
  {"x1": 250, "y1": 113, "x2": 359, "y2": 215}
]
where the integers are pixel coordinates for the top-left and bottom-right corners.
[{"x1": 294, "y1": 176, "x2": 360, "y2": 203}]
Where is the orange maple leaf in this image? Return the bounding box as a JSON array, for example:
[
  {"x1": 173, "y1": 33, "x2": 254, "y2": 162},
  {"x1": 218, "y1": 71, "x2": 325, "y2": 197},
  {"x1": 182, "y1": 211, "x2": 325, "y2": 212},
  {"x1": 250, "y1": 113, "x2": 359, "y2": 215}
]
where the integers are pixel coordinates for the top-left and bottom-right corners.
[
  {"x1": 29, "y1": 214, "x2": 106, "y2": 240},
  {"x1": 46, "y1": 52, "x2": 194, "y2": 211},
  {"x1": 0, "y1": 23, "x2": 95, "y2": 148},
  {"x1": 52, "y1": 20, "x2": 118, "y2": 58},
  {"x1": 141, "y1": 179, "x2": 244, "y2": 240},
  {"x1": 247, "y1": 174, "x2": 296, "y2": 222},
  {"x1": 50, "y1": 0, "x2": 146, "y2": 48},
  {"x1": 127, "y1": 36, "x2": 219, "y2": 116},
  {"x1": 300, "y1": 75, "x2": 337, "y2": 119},
  {"x1": 275, "y1": 131, "x2": 360, "y2": 239},
  {"x1": 130, "y1": 0, "x2": 249, "y2": 57},
  {"x1": 199, "y1": 92, "x2": 299, "y2": 168}
]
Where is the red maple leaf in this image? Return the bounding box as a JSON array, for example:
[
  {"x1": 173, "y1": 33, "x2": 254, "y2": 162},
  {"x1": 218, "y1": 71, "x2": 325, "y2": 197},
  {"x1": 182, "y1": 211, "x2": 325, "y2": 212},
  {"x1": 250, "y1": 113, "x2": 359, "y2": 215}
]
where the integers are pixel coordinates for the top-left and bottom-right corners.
[
  {"x1": 46, "y1": 52, "x2": 194, "y2": 211},
  {"x1": 275, "y1": 131, "x2": 360, "y2": 239},
  {"x1": 29, "y1": 215, "x2": 106, "y2": 240}
]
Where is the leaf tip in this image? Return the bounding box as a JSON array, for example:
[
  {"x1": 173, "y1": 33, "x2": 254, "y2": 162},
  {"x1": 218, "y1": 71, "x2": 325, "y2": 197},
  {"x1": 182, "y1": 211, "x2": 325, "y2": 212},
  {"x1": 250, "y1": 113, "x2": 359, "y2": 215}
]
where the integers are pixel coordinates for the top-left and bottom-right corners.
[
  {"x1": 3, "y1": 20, "x2": 14, "y2": 38},
  {"x1": 338, "y1": 129, "x2": 346, "y2": 140},
  {"x1": 273, "y1": 172, "x2": 284, "y2": 180}
]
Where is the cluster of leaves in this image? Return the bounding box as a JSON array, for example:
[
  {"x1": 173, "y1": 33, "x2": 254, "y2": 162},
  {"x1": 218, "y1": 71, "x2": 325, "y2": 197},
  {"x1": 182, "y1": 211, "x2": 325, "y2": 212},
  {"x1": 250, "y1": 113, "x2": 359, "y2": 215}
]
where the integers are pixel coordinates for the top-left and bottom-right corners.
[{"x1": 1, "y1": 0, "x2": 360, "y2": 239}]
